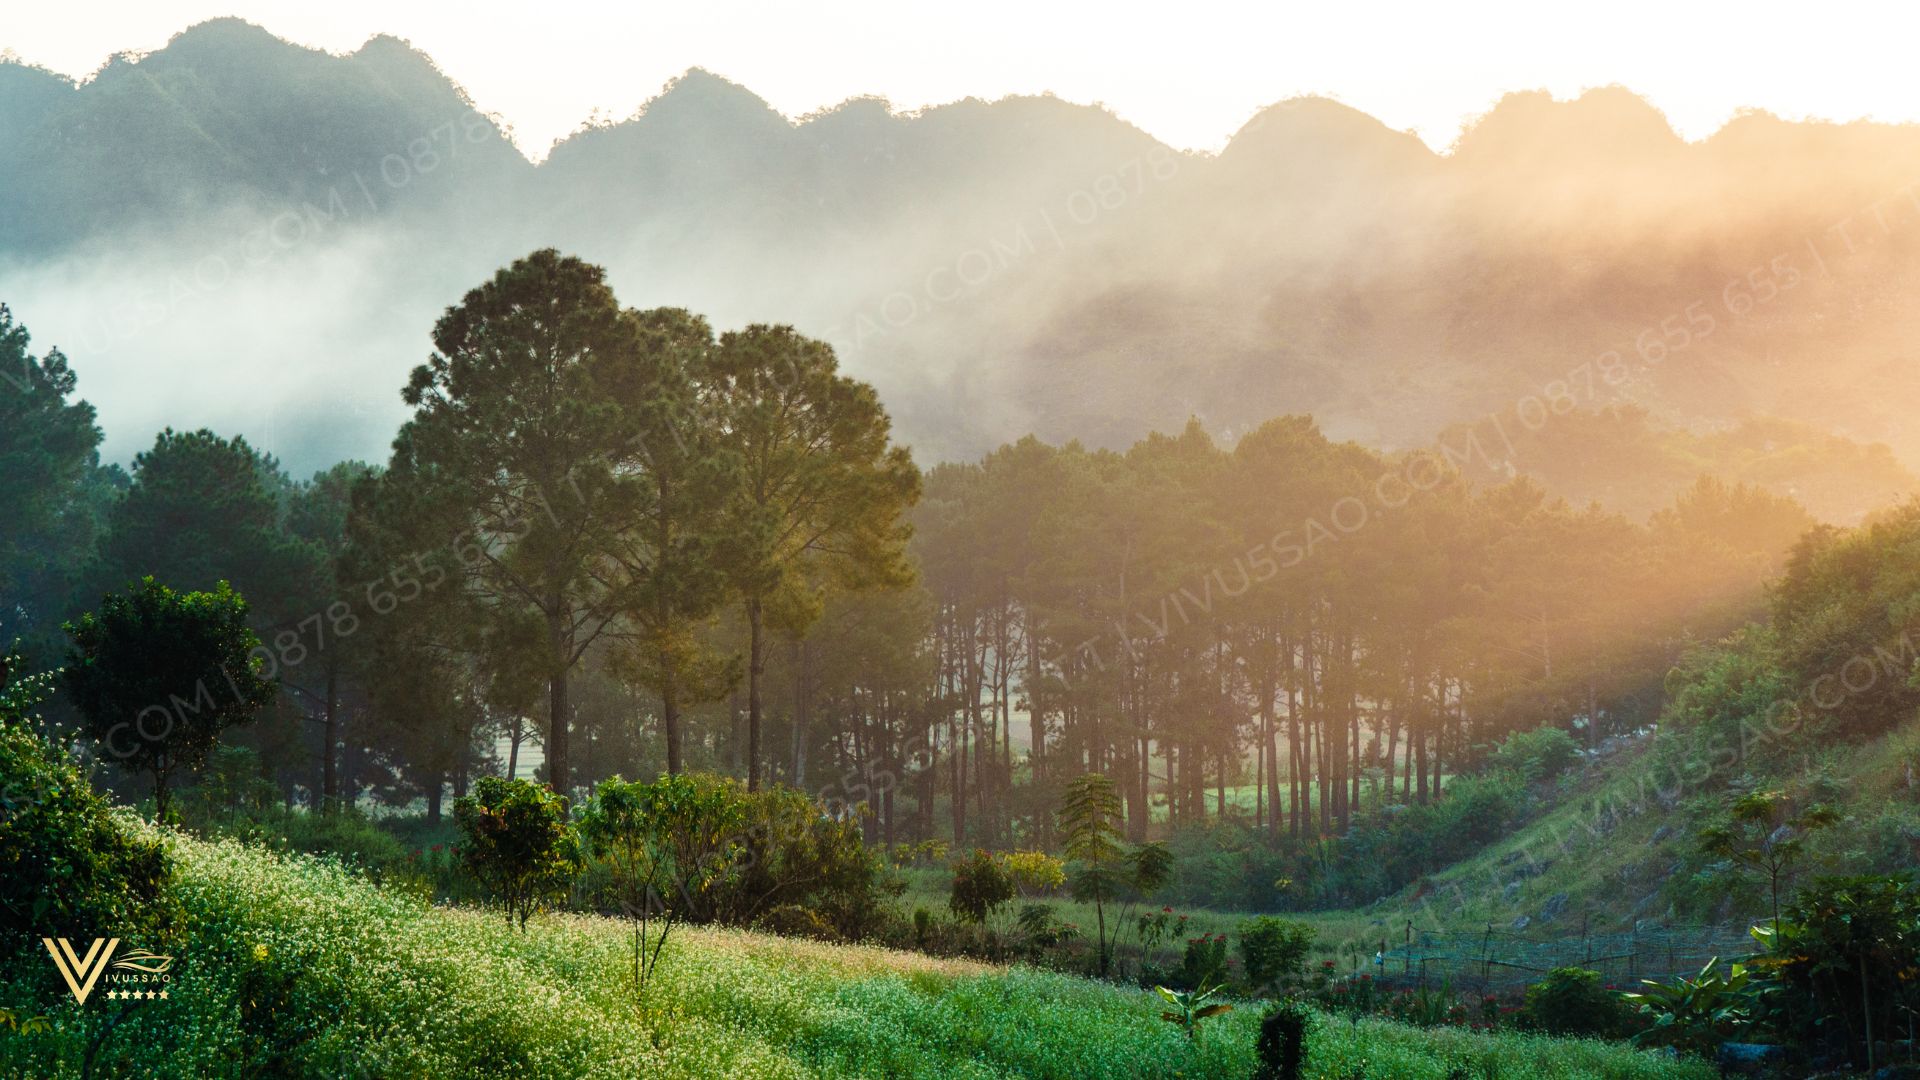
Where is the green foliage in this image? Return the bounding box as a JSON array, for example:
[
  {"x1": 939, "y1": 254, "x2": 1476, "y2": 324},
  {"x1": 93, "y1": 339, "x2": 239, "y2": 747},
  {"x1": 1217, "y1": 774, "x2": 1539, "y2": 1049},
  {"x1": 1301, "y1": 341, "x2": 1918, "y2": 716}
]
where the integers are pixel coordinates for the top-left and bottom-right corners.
[
  {"x1": 1002, "y1": 849, "x2": 1067, "y2": 895},
  {"x1": 579, "y1": 772, "x2": 745, "y2": 992},
  {"x1": 751, "y1": 904, "x2": 834, "y2": 940},
  {"x1": 1060, "y1": 773, "x2": 1172, "y2": 977},
  {"x1": 574, "y1": 772, "x2": 892, "y2": 942},
  {"x1": 708, "y1": 322, "x2": 920, "y2": 791},
  {"x1": 1755, "y1": 873, "x2": 1920, "y2": 1069},
  {"x1": 1254, "y1": 998, "x2": 1311, "y2": 1080},
  {"x1": 1520, "y1": 967, "x2": 1636, "y2": 1039},
  {"x1": 0, "y1": 305, "x2": 105, "y2": 649},
  {"x1": 1131, "y1": 841, "x2": 1174, "y2": 895},
  {"x1": 1770, "y1": 505, "x2": 1920, "y2": 743},
  {"x1": 452, "y1": 776, "x2": 581, "y2": 930},
  {"x1": 179, "y1": 744, "x2": 276, "y2": 817},
  {"x1": 1014, "y1": 903, "x2": 1079, "y2": 957},
  {"x1": 1239, "y1": 916, "x2": 1316, "y2": 991},
  {"x1": 1234, "y1": 773, "x2": 1527, "y2": 910},
  {"x1": 1060, "y1": 773, "x2": 1124, "y2": 867},
  {"x1": 1696, "y1": 789, "x2": 1838, "y2": 923},
  {"x1": 189, "y1": 802, "x2": 412, "y2": 885},
  {"x1": 1154, "y1": 983, "x2": 1233, "y2": 1040},
  {"x1": 719, "y1": 782, "x2": 896, "y2": 939},
  {"x1": 89, "y1": 428, "x2": 324, "y2": 625},
  {"x1": 0, "y1": 688, "x2": 173, "y2": 966},
  {"x1": 947, "y1": 848, "x2": 1015, "y2": 926},
  {"x1": 1620, "y1": 957, "x2": 1753, "y2": 1056},
  {"x1": 62, "y1": 577, "x2": 276, "y2": 819},
  {"x1": 0, "y1": 642, "x2": 56, "y2": 726},
  {"x1": 1178, "y1": 932, "x2": 1230, "y2": 991},
  {"x1": 1488, "y1": 727, "x2": 1580, "y2": 785}
]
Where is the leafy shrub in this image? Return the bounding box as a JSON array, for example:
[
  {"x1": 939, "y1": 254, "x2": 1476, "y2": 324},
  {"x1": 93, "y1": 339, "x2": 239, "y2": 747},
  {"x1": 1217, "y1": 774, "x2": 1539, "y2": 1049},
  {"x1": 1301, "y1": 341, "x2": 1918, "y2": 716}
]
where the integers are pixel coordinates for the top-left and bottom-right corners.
[
  {"x1": 1155, "y1": 983, "x2": 1233, "y2": 1041},
  {"x1": 1178, "y1": 932, "x2": 1230, "y2": 990},
  {"x1": 1489, "y1": 727, "x2": 1580, "y2": 784},
  {"x1": 191, "y1": 803, "x2": 412, "y2": 880},
  {"x1": 1014, "y1": 903, "x2": 1079, "y2": 958},
  {"x1": 62, "y1": 577, "x2": 276, "y2": 819},
  {"x1": 722, "y1": 784, "x2": 894, "y2": 939},
  {"x1": 0, "y1": 647, "x2": 173, "y2": 970},
  {"x1": 949, "y1": 848, "x2": 1016, "y2": 925},
  {"x1": 1254, "y1": 998, "x2": 1312, "y2": 1080},
  {"x1": 1621, "y1": 958, "x2": 1753, "y2": 1056},
  {"x1": 1239, "y1": 916, "x2": 1316, "y2": 992},
  {"x1": 452, "y1": 776, "x2": 581, "y2": 930},
  {"x1": 179, "y1": 744, "x2": 276, "y2": 816},
  {"x1": 1003, "y1": 850, "x2": 1066, "y2": 895},
  {"x1": 0, "y1": 720, "x2": 174, "y2": 970},
  {"x1": 579, "y1": 773, "x2": 750, "y2": 992},
  {"x1": 1520, "y1": 967, "x2": 1636, "y2": 1038},
  {"x1": 1757, "y1": 874, "x2": 1920, "y2": 1069},
  {"x1": 573, "y1": 773, "x2": 895, "y2": 941}
]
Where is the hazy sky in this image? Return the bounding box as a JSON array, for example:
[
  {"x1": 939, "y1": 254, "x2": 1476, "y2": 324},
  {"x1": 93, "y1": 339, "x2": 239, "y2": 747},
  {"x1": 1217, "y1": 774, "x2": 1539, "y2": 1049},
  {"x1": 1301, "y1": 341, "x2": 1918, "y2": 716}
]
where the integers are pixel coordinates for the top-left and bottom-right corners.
[{"x1": 10, "y1": 1, "x2": 1920, "y2": 159}]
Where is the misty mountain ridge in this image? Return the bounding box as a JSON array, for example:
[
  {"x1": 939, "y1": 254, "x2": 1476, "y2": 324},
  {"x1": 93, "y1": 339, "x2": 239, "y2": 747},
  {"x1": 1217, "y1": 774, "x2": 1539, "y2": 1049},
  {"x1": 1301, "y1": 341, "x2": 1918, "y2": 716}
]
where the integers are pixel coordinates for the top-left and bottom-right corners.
[{"x1": 4, "y1": 17, "x2": 1920, "y2": 523}]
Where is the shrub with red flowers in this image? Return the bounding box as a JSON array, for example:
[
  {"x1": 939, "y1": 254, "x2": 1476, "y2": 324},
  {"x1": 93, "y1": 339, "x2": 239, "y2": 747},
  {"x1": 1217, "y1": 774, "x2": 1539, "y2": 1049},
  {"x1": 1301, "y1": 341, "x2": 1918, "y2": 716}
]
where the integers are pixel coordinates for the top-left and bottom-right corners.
[{"x1": 1177, "y1": 932, "x2": 1231, "y2": 990}]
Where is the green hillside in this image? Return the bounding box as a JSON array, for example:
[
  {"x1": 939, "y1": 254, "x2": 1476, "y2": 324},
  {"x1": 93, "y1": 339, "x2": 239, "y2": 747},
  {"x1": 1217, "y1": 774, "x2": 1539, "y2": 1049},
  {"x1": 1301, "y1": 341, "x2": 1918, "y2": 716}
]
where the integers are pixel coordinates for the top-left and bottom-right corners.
[{"x1": 0, "y1": 831, "x2": 1710, "y2": 1080}]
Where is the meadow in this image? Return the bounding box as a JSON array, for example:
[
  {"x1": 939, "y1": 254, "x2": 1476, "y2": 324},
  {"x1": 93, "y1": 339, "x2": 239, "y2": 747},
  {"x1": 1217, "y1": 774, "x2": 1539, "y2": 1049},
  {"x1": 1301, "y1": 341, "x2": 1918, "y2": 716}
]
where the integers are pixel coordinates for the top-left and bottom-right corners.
[{"x1": 0, "y1": 830, "x2": 1713, "y2": 1079}]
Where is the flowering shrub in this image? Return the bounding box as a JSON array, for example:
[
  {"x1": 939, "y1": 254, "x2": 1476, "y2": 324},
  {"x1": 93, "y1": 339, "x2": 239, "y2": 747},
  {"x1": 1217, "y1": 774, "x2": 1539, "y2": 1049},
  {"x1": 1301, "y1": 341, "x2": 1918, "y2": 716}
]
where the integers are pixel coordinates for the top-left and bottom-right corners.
[{"x1": 1178, "y1": 932, "x2": 1230, "y2": 990}]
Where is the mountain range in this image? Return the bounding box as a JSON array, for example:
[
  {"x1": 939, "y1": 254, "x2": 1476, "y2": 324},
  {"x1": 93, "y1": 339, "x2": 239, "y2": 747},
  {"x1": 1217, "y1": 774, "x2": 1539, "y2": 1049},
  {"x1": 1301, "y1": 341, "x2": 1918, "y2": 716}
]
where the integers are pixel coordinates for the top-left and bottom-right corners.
[{"x1": 5, "y1": 16, "x2": 1920, "y2": 508}]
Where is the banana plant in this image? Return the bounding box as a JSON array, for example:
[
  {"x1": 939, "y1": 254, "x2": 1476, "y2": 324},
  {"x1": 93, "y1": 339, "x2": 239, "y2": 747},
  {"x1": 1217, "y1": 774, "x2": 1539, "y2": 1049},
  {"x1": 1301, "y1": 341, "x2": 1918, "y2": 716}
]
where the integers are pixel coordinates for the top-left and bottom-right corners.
[
  {"x1": 1157, "y1": 983, "x2": 1234, "y2": 1040},
  {"x1": 1620, "y1": 956, "x2": 1753, "y2": 1055}
]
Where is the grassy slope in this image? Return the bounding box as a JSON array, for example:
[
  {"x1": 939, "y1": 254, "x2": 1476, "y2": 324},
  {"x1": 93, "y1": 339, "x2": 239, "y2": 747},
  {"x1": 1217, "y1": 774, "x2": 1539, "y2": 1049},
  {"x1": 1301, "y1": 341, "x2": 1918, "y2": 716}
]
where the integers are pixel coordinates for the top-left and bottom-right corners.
[
  {"x1": 1285, "y1": 716, "x2": 1920, "y2": 967},
  {"x1": 1, "y1": 835, "x2": 1708, "y2": 1080}
]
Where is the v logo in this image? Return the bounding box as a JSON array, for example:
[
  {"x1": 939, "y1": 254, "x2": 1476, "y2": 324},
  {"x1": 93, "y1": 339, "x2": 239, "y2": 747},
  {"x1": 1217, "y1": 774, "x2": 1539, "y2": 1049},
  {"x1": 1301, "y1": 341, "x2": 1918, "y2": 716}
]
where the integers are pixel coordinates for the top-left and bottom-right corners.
[{"x1": 42, "y1": 938, "x2": 120, "y2": 1005}]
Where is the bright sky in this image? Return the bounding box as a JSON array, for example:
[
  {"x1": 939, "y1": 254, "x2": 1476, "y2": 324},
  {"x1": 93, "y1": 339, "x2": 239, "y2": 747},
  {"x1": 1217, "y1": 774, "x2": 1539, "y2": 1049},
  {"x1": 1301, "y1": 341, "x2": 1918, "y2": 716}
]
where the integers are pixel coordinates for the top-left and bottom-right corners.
[{"x1": 8, "y1": 1, "x2": 1920, "y2": 159}]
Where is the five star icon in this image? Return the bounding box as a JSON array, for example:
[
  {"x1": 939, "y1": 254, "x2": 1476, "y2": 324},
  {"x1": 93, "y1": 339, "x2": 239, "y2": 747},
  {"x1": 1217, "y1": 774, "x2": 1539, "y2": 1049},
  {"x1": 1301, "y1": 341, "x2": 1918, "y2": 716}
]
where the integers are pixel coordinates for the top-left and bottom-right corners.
[{"x1": 104, "y1": 988, "x2": 170, "y2": 1000}]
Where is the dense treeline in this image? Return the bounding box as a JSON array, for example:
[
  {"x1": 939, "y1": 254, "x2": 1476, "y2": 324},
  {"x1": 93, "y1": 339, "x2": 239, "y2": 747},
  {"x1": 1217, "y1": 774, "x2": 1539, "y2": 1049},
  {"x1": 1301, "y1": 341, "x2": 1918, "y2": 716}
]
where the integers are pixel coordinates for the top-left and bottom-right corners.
[
  {"x1": 1, "y1": 254, "x2": 1824, "y2": 900},
  {"x1": 1659, "y1": 499, "x2": 1920, "y2": 781},
  {"x1": 891, "y1": 423, "x2": 1808, "y2": 852}
]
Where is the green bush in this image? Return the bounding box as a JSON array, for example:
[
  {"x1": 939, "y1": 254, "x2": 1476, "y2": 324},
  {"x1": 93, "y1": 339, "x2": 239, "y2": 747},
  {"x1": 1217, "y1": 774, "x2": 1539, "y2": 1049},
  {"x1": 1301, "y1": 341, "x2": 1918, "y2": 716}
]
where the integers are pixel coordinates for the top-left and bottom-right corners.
[
  {"x1": 1178, "y1": 932, "x2": 1230, "y2": 990},
  {"x1": 0, "y1": 651, "x2": 173, "y2": 970},
  {"x1": 1489, "y1": 727, "x2": 1580, "y2": 784},
  {"x1": 1239, "y1": 916, "x2": 1316, "y2": 992},
  {"x1": 178, "y1": 744, "x2": 276, "y2": 817},
  {"x1": 949, "y1": 848, "x2": 1016, "y2": 925},
  {"x1": 1520, "y1": 967, "x2": 1636, "y2": 1038},
  {"x1": 1759, "y1": 874, "x2": 1920, "y2": 1069},
  {"x1": 717, "y1": 782, "x2": 896, "y2": 940},
  {"x1": 452, "y1": 776, "x2": 581, "y2": 930},
  {"x1": 1014, "y1": 903, "x2": 1078, "y2": 959},
  {"x1": 62, "y1": 577, "x2": 276, "y2": 820},
  {"x1": 567, "y1": 772, "x2": 895, "y2": 942}
]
